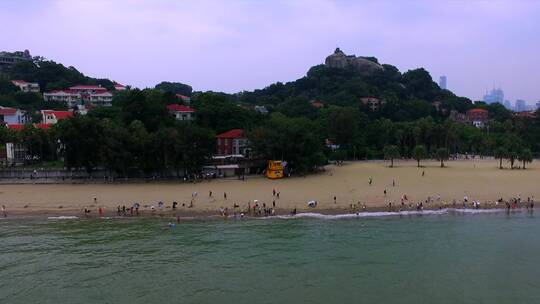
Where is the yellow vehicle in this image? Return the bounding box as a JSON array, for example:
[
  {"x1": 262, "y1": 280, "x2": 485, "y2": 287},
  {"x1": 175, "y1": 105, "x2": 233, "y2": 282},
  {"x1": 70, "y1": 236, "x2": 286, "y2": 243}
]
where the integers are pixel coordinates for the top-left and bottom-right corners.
[{"x1": 266, "y1": 160, "x2": 284, "y2": 179}]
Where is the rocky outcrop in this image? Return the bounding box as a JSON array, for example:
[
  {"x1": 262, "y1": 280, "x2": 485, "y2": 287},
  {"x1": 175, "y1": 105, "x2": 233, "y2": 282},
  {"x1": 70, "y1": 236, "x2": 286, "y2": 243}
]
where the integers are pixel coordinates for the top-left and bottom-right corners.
[{"x1": 325, "y1": 48, "x2": 384, "y2": 75}]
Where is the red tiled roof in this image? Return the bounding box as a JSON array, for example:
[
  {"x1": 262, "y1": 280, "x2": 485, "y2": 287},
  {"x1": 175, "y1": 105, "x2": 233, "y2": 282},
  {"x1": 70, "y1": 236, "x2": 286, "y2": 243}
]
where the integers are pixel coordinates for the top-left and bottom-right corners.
[
  {"x1": 69, "y1": 85, "x2": 107, "y2": 91},
  {"x1": 11, "y1": 80, "x2": 27, "y2": 85},
  {"x1": 45, "y1": 89, "x2": 79, "y2": 95},
  {"x1": 35, "y1": 123, "x2": 52, "y2": 130},
  {"x1": 114, "y1": 82, "x2": 126, "y2": 88},
  {"x1": 167, "y1": 104, "x2": 195, "y2": 113},
  {"x1": 467, "y1": 108, "x2": 488, "y2": 114},
  {"x1": 216, "y1": 129, "x2": 245, "y2": 139},
  {"x1": 516, "y1": 111, "x2": 536, "y2": 119},
  {"x1": 176, "y1": 94, "x2": 190, "y2": 100},
  {"x1": 7, "y1": 124, "x2": 24, "y2": 130},
  {"x1": 7, "y1": 123, "x2": 51, "y2": 131},
  {"x1": 0, "y1": 107, "x2": 18, "y2": 115},
  {"x1": 90, "y1": 91, "x2": 112, "y2": 96},
  {"x1": 42, "y1": 110, "x2": 74, "y2": 120}
]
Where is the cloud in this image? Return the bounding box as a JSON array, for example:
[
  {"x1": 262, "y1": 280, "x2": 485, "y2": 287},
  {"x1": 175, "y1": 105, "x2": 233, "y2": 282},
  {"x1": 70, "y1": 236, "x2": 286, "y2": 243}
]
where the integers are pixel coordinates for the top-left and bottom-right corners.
[{"x1": 0, "y1": 0, "x2": 539, "y2": 103}]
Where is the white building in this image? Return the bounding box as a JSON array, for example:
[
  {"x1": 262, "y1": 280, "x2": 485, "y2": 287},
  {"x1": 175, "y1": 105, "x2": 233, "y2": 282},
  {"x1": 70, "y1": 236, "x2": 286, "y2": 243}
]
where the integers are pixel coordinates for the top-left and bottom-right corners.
[
  {"x1": 515, "y1": 99, "x2": 527, "y2": 113},
  {"x1": 114, "y1": 82, "x2": 127, "y2": 91},
  {"x1": 41, "y1": 110, "x2": 73, "y2": 124},
  {"x1": 11, "y1": 80, "x2": 40, "y2": 93},
  {"x1": 68, "y1": 85, "x2": 108, "y2": 95},
  {"x1": 0, "y1": 106, "x2": 26, "y2": 124},
  {"x1": 44, "y1": 85, "x2": 113, "y2": 108},
  {"x1": 43, "y1": 90, "x2": 81, "y2": 108},
  {"x1": 86, "y1": 91, "x2": 113, "y2": 106},
  {"x1": 167, "y1": 104, "x2": 196, "y2": 121}
]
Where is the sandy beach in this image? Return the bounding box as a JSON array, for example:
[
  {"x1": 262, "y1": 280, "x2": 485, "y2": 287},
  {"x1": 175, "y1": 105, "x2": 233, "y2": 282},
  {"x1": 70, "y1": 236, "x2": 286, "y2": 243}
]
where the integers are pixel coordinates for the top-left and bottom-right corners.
[{"x1": 0, "y1": 159, "x2": 538, "y2": 217}]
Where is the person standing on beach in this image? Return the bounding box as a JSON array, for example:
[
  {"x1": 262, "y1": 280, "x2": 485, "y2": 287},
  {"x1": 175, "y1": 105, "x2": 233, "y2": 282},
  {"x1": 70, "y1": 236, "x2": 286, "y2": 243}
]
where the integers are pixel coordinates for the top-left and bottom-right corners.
[
  {"x1": 334, "y1": 196, "x2": 337, "y2": 204},
  {"x1": 422, "y1": 170, "x2": 425, "y2": 177},
  {"x1": 384, "y1": 188, "x2": 387, "y2": 197},
  {"x1": 392, "y1": 179, "x2": 395, "y2": 187},
  {"x1": 209, "y1": 191, "x2": 213, "y2": 198},
  {"x1": 369, "y1": 177, "x2": 372, "y2": 186},
  {"x1": 277, "y1": 192, "x2": 280, "y2": 199},
  {"x1": 1, "y1": 205, "x2": 6, "y2": 217},
  {"x1": 273, "y1": 189, "x2": 276, "y2": 197},
  {"x1": 224, "y1": 192, "x2": 227, "y2": 200}
]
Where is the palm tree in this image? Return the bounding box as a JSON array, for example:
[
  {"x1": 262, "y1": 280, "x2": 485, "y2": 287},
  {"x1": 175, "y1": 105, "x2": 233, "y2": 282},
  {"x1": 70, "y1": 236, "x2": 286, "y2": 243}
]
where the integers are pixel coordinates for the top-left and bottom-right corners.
[
  {"x1": 493, "y1": 147, "x2": 507, "y2": 169},
  {"x1": 435, "y1": 148, "x2": 449, "y2": 168},
  {"x1": 518, "y1": 149, "x2": 533, "y2": 169},
  {"x1": 412, "y1": 145, "x2": 427, "y2": 167},
  {"x1": 383, "y1": 145, "x2": 400, "y2": 168}
]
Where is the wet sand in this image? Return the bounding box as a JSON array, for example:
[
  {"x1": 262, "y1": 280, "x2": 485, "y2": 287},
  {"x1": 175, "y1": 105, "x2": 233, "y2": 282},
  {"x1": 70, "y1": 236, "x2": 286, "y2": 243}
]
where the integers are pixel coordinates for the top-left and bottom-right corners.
[{"x1": 0, "y1": 159, "x2": 538, "y2": 217}]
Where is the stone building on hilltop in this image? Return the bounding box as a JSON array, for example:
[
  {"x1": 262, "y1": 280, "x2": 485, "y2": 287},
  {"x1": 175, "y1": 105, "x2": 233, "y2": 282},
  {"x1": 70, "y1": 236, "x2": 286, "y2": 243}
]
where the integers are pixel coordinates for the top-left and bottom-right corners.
[{"x1": 325, "y1": 48, "x2": 384, "y2": 75}]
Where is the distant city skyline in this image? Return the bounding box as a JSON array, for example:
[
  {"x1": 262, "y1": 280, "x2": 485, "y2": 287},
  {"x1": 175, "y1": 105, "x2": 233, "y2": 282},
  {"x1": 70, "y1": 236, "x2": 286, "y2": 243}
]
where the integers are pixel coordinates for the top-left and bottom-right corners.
[{"x1": 1, "y1": 0, "x2": 539, "y2": 104}]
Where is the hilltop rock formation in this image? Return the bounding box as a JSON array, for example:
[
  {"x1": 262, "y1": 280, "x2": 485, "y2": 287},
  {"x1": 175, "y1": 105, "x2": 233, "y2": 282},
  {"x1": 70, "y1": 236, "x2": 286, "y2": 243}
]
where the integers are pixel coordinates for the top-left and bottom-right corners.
[{"x1": 325, "y1": 48, "x2": 384, "y2": 75}]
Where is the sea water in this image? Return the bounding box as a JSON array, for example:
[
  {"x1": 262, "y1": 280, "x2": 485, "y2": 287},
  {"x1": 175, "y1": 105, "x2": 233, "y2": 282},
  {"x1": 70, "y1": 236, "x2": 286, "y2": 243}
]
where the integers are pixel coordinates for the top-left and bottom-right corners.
[{"x1": 1, "y1": 211, "x2": 539, "y2": 303}]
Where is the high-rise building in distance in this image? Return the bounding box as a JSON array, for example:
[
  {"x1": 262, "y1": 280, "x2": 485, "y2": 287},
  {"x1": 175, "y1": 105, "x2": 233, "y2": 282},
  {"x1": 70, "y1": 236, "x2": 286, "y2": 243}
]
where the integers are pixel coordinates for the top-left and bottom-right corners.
[
  {"x1": 515, "y1": 99, "x2": 527, "y2": 112},
  {"x1": 439, "y1": 76, "x2": 447, "y2": 90},
  {"x1": 483, "y1": 87, "x2": 504, "y2": 104}
]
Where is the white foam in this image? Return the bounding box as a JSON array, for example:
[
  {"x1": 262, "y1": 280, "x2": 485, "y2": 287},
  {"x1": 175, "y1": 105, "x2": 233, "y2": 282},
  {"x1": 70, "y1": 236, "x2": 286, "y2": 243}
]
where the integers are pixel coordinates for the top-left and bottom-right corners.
[
  {"x1": 47, "y1": 216, "x2": 79, "y2": 220},
  {"x1": 260, "y1": 208, "x2": 513, "y2": 220}
]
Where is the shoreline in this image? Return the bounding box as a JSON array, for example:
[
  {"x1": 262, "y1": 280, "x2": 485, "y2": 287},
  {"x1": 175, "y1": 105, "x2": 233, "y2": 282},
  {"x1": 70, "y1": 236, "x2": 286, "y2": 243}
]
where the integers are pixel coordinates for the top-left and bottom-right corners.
[
  {"x1": 0, "y1": 205, "x2": 525, "y2": 221},
  {"x1": 1, "y1": 160, "x2": 538, "y2": 220}
]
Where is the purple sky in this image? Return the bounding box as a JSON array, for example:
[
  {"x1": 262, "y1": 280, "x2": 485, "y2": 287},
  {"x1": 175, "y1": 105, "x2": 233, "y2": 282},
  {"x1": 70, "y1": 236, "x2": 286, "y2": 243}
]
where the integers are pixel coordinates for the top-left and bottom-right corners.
[{"x1": 2, "y1": 0, "x2": 539, "y2": 104}]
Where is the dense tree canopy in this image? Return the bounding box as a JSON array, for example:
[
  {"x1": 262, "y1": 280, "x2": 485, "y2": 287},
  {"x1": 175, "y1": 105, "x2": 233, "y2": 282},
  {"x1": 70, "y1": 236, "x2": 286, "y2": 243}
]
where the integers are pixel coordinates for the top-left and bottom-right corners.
[
  {"x1": 0, "y1": 52, "x2": 537, "y2": 176},
  {"x1": 155, "y1": 81, "x2": 193, "y2": 96}
]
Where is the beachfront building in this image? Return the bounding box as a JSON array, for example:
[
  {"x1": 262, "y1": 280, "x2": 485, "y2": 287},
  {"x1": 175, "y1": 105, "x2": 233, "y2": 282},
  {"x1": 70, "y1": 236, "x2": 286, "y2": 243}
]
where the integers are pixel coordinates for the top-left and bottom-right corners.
[
  {"x1": 167, "y1": 104, "x2": 196, "y2": 121},
  {"x1": 360, "y1": 96, "x2": 385, "y2": 111},
  {"x1": 41, "y1": 110, "x2": 74, "y2": 124},
  {"x1": 3, "y1": 142, "x2": 27, "y2": 166},
  {"x1": 0, "y1": 106, "x2": 26, "y2": 124},
  {"x1": 2, "y1": 123, "x2": 52, "y2": 166},
  {"x1": 216, "y1": 129, "x2": 249, "y2": 156},
  {"x1": 466, "y1": 108, "x2": 489, "y2": 128},
  {"x1": 11, "y1": 80, "x2": 40, "y2": 93},
  {"x1": 205, "y1": 129, "x2": 251, "y2": 178}
]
